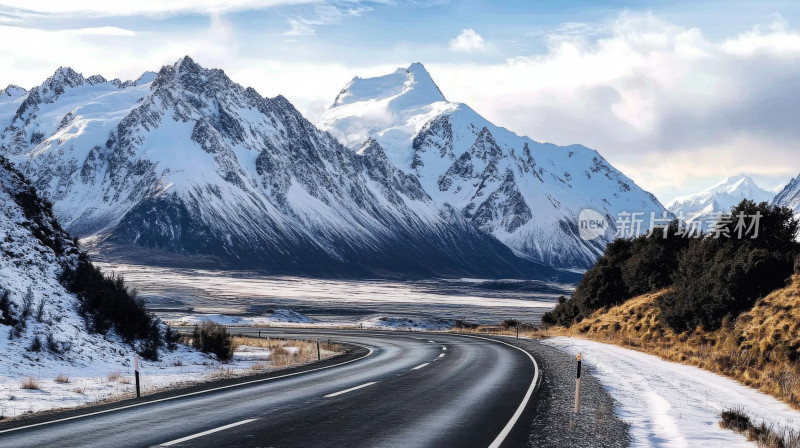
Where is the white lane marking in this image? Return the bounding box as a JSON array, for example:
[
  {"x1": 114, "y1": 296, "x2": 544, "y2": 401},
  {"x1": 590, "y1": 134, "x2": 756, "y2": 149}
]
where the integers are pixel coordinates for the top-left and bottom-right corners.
[
  {"x1": 160, "y1": 419, "x2": 257, "y2": 446},
  {"x1": 411, "y1": 363, "x2": 430, "y2": 370},
  {"x1": 0, "y1": 342, "x2": 374, "y2": 436},
  {"x1": 442, "y1": 346, "x2": 447, "y2": 350},
  {"x1": 457, "y1": 334, "x2": 540, "y2": 448},
  {"x1": 438, "y1": 353, "x2": 445, "y2": 358},
  {"x1": 324, "y1": 381, "x2": 378, "y2": 398},
  {"x1": 428, "y1": 340, "x2": 436, "y2": 343}
]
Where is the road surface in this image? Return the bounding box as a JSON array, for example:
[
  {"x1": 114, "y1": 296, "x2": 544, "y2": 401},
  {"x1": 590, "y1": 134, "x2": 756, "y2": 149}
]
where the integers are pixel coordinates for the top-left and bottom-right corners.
[{"x1": 0, "y1": 329, "x2": 540, "y2": 448}]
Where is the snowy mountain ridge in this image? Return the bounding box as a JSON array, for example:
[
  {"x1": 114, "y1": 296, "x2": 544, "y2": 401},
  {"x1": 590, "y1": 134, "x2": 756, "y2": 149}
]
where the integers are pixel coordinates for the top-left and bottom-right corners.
[
  {"x1": 773, "y1": 174, "x2": 800, "y2": 218},
  {"x1": 0, "y1": 57, "x2": 568, "y2": 280},
  {"x1": 320, "y1": 63, "x2": 667, "y2": 269},
  {"x1": 667, "y1": 174, "x2": 775, "y2": 231}
]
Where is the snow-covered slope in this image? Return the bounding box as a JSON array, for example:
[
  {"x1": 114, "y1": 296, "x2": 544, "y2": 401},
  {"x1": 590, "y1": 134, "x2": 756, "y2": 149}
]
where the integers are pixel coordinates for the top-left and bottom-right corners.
[
  {"x1": 319, "y1": 63, "x2": 666, "y2": 269},
  {"x1": 0, "y1": 57, "x2": 568, "y2": 280},
  {"x1": 0, "y1": 157, "x2": 190, "y2": 384},
  {"x1": 773, "y1": 174, "x2": 800, "y2": 218},
  {"x1": 667, "y1": 174, "x2": 774, "y2": 231}
]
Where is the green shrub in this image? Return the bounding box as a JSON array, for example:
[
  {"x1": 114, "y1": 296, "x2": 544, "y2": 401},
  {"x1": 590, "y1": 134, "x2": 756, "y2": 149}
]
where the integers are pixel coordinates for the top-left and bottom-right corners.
[
  {"x1": 544, "y1": 202, "x2": 799, "y2": 332},
  {"x1": 660, "y1": 202, "x2": 799, "y2": 332},
  {"x1": 191, "y1": 322, "x2": 234, "y2": 362},
  {"x1": 59, "y1": 253, "x2": 162, "y2": 359}
]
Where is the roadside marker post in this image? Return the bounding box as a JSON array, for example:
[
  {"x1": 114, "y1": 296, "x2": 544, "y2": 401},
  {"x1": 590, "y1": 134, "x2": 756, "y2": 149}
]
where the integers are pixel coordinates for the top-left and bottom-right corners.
[
  {"x1": 516, "y1": 323, "x2": 519, "y2": 339},
  {"x1": 316, "y1": 339, "x2": 321, "y2": 361},
  {"x1": 574, "y1": 353, "x2": 581, "y2": 413},
  {"x1": 134, "y1": 355, "x2": 141, "y2": 399}
]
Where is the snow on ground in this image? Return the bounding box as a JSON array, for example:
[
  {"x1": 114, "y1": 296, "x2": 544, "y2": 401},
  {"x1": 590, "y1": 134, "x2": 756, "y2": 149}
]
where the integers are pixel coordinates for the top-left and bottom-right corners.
[
  {"x1": 0, "y1": 342, "x2": 337, "y2": 420},
  {"x1": 542, "y1": 337, "x2": 800, "y2": 447},
  {"x1": 166, "y1": 309, "x2": 317, "y2": 326},
  {"x1": 166, "y1": 311, "x2": 453, "y2": 331},
  {"x1": 356, "y1": 316, "x2": 453, "y2": 331}
]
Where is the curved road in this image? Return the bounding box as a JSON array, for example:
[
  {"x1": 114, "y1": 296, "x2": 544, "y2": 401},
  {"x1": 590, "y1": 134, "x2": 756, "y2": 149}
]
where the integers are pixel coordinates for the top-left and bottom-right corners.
[{"x1": 0, "y1": 329, "x2": 539, "y2": 448}]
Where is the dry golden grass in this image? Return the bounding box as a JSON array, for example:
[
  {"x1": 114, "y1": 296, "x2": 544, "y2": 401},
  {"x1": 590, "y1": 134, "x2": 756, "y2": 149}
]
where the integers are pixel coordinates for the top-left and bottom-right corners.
[
  {"x1": 20, "y1": 377, "x2": 39, "y2": 390},
  {"x1": 55, "y1": 373, "x2": 69, "y2": 384},
  {"x1": 522, "y1": 275, "x2": 800, "y2": 410},
  {"x1": 231, "y1": 337, "x2": 343, "y2": 368},
  {"x1": 107, "y1": 371, "x2": 122, "y2": 382}
]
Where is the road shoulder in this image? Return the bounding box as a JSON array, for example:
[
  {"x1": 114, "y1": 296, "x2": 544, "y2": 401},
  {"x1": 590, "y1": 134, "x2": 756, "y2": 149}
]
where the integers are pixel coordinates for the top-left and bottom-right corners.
[{"x1": 481, "y1": 335, "x2": 630, "y2": 448}]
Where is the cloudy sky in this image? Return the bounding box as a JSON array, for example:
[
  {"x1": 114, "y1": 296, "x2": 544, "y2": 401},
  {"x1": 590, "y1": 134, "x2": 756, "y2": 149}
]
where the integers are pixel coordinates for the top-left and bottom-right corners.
[{"x1": 1, "y1": 0, "x2": 799, "y2": 202}]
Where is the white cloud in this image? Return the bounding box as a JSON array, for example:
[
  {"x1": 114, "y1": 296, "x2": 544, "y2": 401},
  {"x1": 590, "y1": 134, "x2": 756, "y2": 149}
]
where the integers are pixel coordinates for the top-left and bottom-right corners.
[
  {"x1": 283, "y1": 3, "x2": 371, "y2": 36},
  {"x1": 448, "y1": 28, "x2": 486, "y2": 52},
  {"x1": 431, "y1": 12, "x2": 800, "y2": 201},
  {"x1": 285, "y1": 18, "x2": 319, "y2": 36},
  {"x1": 0, "y1": 0, "x2": 318, "y2": 17},
  {"x1": 64, "y1": 27, "x2": 138, "y2": 37}
]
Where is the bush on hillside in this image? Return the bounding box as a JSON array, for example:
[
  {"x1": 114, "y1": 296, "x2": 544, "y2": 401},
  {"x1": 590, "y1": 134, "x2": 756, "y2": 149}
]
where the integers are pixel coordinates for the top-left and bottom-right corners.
[
  {"x1": 659, "y1": 201, "x2": 799, "y2": 332},
  {"x1": 544, "y1": 202, "x2": 799, "y2": 332},
  {"x1": 59, "y1": 252, "x2": 163, "y2": 359},
  {"x1": 543, "y1": 222, "x2": 685, "y2": 326},
  {"x1": 191, "y1": 322, "x2": 234, "y2": 362}
]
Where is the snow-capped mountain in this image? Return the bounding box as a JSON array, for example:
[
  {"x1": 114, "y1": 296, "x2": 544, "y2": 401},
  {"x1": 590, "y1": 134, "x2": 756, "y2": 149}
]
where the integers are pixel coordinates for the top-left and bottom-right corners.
[
  {"x1": 773, "y1": 175, "x2": 800, "y2": 217},
  {"x1": 0, "y1": 57, "x2": 568, "y2": 279},
  {"x1": 667, "y1": 174, "x2": 775, "y2": 231},
  {"x1": 319, "y1": 63, "x2": 666, "y2": 269}
]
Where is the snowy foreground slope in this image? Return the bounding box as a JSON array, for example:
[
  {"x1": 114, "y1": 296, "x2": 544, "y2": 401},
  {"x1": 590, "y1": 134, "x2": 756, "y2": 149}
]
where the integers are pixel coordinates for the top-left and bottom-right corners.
[
  {"x1": 0, "y1": 157, "x2": 219, "y2": 418},
  {"x1": 319, "y1": 64, "x2": 667, "y2": 269},
  {"x1": 667, "y1": 174, "x2": 774, "y2": 231},
  {"x1": 544, "y1": 337, "x2": 800, "y2": 447},
  {"x1": 0, "y1": 58, "x2": 569, "y2": 280}
]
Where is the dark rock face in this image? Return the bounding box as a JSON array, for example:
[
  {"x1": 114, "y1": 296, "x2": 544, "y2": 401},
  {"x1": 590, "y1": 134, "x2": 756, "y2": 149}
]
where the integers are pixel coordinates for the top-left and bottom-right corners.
[{"x1": 0, "y1": 57, "x2": 575, "y2": 281}]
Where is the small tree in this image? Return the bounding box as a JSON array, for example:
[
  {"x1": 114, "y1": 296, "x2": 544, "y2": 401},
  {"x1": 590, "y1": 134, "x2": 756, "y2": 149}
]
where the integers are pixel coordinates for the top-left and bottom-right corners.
[{"x1": 191, "y1": 322, "x2": 233, "y2": 362}]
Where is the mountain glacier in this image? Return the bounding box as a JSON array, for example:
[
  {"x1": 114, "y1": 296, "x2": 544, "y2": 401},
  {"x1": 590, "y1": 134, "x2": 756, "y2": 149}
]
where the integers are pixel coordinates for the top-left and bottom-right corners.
[
  {"x1": 667, "y1": 174, "x2": 775, "y2": 231},
  {"x1": 0, "y1": 57, "x2": 569, "y2": 279},
  {"x1": 319, "y1": 63, "x2": 666, "y2": 269}
]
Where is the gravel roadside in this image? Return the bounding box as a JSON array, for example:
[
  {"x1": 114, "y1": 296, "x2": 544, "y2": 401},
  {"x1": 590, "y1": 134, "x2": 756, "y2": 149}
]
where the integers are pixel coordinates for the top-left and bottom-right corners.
[{"x1": 487, "y1": 335, "x2": 630, "y2": 448}]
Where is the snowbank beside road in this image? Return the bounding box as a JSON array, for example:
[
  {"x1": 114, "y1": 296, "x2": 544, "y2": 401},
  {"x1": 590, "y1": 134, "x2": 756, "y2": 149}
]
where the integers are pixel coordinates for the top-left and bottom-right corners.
[
  {"x1": 0, "y1": 341, "x2": 337, "y2": 420},
  {"x1": 543, "y1": 337, "x2": 800, "y2": 447}
]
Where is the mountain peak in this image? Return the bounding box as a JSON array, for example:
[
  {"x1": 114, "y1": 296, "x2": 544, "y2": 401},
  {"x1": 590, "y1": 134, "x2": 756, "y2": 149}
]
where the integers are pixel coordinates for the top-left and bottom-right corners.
[
  {"x1": 0, "y1": 84, "x2": 26, "y2": 99},
  {"x1": 46, "y1": 66, "x2": 85, "y2": 87},
  {"x1": 331, "y1": 62, "x2": 446, "y2": 109},
  {"x1": 705, "y1": 174, "x2": 763, "y2": 197},
  {"x1": 667, "y1": 174, "x2": 774, "y2": 227}
]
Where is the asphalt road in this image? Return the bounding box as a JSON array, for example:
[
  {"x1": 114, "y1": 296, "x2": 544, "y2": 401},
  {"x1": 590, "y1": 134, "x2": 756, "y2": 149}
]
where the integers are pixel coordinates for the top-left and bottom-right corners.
[{"x1": 0, "y1": 329, "x2": 540, "y2": 448}]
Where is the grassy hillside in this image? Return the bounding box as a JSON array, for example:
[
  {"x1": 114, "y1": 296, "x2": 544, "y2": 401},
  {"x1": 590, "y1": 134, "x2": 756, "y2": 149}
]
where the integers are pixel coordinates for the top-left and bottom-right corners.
[{"x1": 540, "y1": 275, "x2": 800, "y2": 409}]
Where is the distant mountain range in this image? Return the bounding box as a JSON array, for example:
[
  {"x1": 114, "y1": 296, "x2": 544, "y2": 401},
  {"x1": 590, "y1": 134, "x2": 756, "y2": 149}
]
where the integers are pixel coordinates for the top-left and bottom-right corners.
[
  {"x1": 319, "y1": 63, "x2": 666, "y2": 269},
  {"x1": 667, "y1": 174, "x2": 775, "y2": 231},
  {"x1": 0, "y1": 57, "x2": 577, "y2": 280}
]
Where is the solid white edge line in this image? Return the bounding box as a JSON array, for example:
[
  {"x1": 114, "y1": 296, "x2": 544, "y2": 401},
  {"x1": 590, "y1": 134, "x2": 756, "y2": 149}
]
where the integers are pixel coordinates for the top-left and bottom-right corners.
[
  {"x1": 411, "y1": 362, "x2": 430, "y2": 370},
  {"x1": 159, "y1": 418, "x2": 257, "y2": 446},
  {"x1": 323, "y1": 381, "x2": 377, "y2": 398},
  {"x1": 456, "y1": 334, "x2": 540, "y2": 448},
  {"x1": 0, "y1": 341, "x2": 374, "y2": 436}
]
